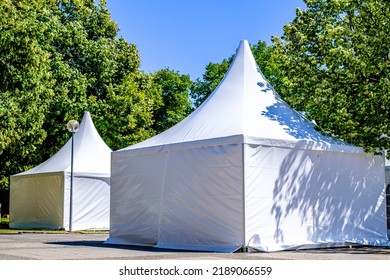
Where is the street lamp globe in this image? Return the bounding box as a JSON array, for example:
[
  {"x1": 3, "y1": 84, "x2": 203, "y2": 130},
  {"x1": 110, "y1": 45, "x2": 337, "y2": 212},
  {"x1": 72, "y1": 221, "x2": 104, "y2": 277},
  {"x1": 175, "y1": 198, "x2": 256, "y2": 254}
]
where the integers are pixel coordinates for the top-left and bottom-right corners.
[{"x1": 67, "y1": 120, "x2": 80, "y2": 133}]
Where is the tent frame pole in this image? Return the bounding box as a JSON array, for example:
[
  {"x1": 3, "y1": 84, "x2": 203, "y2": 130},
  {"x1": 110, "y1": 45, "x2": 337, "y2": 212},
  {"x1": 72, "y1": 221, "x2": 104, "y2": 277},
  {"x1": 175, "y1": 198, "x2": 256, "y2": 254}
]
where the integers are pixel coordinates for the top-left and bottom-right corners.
[
  {"x1": 69, "y1": 132, "x2": 74, "y2": 232},
  {"x1": 241, "y1": 142, "x2": 247, "y2": 251}
]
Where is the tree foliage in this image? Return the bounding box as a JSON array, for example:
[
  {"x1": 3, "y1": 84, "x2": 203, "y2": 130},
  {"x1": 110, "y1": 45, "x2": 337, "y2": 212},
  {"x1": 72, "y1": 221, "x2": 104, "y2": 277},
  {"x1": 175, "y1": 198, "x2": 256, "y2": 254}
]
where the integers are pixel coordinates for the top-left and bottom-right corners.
[
  {"x1": 152, "y1": 69, "x2": 193, "y2": 133},
  {"x1": 0, "y1": 0, "x2": 56, "y2": 187},
  {"x1": 0, "y1": 0, "x2": 180, "y2": 188},
  {"x1": 39, "y1": 0, "x2": 160, "y2": 155},
  {"x1": 272, "y1": 0, "x2": 390, "y2": 153}
]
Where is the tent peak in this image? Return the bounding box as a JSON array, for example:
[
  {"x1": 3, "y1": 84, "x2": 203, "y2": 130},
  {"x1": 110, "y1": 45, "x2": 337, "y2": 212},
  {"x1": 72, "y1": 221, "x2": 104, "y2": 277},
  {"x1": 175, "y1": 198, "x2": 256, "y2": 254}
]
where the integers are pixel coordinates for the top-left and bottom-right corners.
[
  {"x1": 238, "y1": 39, "x2": 251, "y2": 49},
  {"x1": 13, "y1": 110, "x2": 111, "y2": 176},
  {"x1": 120, "y1": 39, "x2": 356, "y2": 152}
]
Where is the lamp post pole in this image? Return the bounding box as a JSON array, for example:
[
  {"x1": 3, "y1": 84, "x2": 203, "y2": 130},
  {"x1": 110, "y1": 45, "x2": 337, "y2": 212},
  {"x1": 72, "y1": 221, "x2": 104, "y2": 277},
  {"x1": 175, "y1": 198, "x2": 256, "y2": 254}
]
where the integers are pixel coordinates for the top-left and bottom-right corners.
[{"x1": 67, "y1": 120, "x2": 80, "y2": 232}]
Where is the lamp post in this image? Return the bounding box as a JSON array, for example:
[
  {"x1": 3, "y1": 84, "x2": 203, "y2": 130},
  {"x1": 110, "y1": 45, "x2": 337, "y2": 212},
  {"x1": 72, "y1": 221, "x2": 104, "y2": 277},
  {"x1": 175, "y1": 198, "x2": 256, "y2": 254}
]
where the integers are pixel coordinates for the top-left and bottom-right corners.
[{"x1": 67, "y1": 119, "x2": 80, "y2": 232}]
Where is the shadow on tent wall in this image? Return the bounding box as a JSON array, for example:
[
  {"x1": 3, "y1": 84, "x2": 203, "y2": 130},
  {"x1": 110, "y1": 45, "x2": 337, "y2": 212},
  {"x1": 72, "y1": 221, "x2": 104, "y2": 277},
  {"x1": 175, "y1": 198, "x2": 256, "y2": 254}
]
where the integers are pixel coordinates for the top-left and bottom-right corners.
[
  {"x1": 0, "y1": 187, "x2": 10, "y2": 218},
  {"x1": 387, "y1": 183, "x2": 390, "y2": 231},
  {"x1": 386, "y1": 167, "x2": 390, "y2": 232}
]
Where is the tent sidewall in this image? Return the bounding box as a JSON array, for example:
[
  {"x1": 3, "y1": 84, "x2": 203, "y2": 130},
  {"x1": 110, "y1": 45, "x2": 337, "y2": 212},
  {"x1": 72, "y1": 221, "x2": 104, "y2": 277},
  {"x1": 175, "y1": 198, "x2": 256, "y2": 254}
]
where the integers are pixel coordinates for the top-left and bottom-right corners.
[
  {"x1": 244, "y1": 144, "x2": 388, "y2": 251},
  {"x1": 109, "y1": 140, "x2": 388, "y2": 252},
  {"x1": 109, "y1": 141, "x2": 244, "y2": 251},
  {"x1": 10, "y1": 171, "x2": 110, "y2": 230},
  {"x1": 10, "y1": 172, "x2": 64, "y2": 230},
  {"x1": 63, "y1": 173, "x2": 110, "y2": 231}
]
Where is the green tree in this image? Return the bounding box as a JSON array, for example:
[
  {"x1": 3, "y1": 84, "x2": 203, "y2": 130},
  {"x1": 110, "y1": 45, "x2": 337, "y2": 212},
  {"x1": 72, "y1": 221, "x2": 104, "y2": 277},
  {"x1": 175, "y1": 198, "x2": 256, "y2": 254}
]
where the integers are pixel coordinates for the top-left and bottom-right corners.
[
  {"x1": 152, "y1": 68, "x2": 192, "y2": 133},
  {"x1": 0, "y1": 0, "x2": 56, "y2": 187},
  {"x1": 190, "y1": 40, "x2": 278, "y2": 108},
  {"x1": 272, "y1": 0, "x2": 390, "y2": 153},
  {"x1": 90, "y1": 70, "x2": 162, "y2": 150},
  {"x1": 41, "y1": 1, "x2": 159, "y2": 153},
  {"x1": 0, "y1": 0, "x2": 161, "y2": 188}
]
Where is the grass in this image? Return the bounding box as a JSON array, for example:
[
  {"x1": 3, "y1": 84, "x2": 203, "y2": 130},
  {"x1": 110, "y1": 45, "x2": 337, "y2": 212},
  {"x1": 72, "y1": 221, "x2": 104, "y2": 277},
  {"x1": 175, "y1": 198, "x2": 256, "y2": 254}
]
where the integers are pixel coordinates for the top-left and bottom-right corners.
[
  {"x1": 0, "y1": 229, "x2": 109, "y2": 234},
  {"x1": 0, "y1": 217, "x2": 108, "y2": 234}
]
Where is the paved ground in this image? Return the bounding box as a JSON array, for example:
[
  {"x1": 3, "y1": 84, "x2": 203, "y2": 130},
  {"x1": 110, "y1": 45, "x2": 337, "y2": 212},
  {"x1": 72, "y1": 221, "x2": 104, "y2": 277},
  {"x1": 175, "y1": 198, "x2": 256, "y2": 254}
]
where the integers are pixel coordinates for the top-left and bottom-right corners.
[{"x1": 1, "y1": 232, "x2": 390, "y2": 260}]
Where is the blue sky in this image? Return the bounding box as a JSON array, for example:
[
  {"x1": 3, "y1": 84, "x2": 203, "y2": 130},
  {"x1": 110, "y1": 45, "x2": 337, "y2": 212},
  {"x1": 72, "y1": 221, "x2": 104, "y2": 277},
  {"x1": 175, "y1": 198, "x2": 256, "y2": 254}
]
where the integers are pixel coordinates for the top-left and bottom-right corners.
[{"x1": 106, "y1": 0, "x2": 306, "y2": 80}]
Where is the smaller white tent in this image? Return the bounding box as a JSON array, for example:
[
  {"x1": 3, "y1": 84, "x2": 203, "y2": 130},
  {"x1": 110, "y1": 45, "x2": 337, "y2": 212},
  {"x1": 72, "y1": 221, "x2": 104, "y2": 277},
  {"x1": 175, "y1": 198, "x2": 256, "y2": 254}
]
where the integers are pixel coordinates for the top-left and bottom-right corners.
[{"x1": 10, "y1": 112, "x2": 111, "y2": 230}]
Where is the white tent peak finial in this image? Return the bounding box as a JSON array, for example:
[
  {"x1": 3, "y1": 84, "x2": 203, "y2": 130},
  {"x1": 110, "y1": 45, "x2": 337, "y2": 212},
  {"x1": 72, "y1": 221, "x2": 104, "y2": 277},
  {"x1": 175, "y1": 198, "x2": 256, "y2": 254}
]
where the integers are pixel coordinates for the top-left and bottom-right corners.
[{"x1": 237, "y1": 40, "x2": 250, "y2": 50}]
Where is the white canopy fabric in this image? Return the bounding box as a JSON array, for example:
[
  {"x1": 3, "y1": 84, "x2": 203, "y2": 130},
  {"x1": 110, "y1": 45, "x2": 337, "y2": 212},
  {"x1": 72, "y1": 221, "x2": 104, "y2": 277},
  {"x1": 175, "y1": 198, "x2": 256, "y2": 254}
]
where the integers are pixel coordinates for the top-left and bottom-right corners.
[
  {"x1": 10, "y1": 112, "x2": 111, "y2": 230},
  {"x1": 124, "y1": 41, "x2": 360, "y2": 154},
  {"x1": 107, "y1": 40, "x2": 389, "y2": 252},
  {"x1": 18, "y1": 111, "x2": 111, "y2": 177}
]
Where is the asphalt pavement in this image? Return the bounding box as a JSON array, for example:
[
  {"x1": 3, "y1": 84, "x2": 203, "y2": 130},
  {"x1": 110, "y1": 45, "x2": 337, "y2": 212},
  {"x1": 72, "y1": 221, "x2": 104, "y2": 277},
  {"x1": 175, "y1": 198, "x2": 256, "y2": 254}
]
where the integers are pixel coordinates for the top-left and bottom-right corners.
[{"x1": 1, "y1": 232, "x2": 390, "y2": 260}]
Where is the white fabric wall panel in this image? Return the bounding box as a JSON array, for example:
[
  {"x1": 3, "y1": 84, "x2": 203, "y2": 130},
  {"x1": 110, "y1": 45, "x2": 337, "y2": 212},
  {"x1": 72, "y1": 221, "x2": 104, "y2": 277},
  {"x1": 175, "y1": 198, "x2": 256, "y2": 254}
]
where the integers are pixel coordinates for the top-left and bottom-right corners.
[
  {"x1": 107, "y1": 152, "x2": 166, "y2": 246},
  {"x1": 157, "y1": 144, "x2": 243, "y2": 252},
  {"x1": 245, "y1": 145, "x2": 318, "y2": 251},
  {"x1": 67, "y1": 177, "x2": 110, "y2": 231},
  {"x1": 245, "y1": 144, "x2": 388, "y2": 251},
  {"x1": 10, "y1": 173, "x2": 64, "y2": 229},
  {"x1": 108, "y1": 143, "x2": 244, "y2": 252},
  {"x1": 313, "y1": 152, "x2": 387, "y2": 243}
]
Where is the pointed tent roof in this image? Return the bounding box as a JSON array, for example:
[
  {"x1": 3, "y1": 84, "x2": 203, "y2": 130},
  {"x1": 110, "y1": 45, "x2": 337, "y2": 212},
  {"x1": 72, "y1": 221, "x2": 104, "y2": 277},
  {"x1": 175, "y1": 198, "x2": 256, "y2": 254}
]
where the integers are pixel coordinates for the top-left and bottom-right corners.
[
  {"x1": 122, "y1": 40, "x2": 361, "y2": 153},
  {"x1": 15, "y1": 111, "x2": 112, "y2": 177}
]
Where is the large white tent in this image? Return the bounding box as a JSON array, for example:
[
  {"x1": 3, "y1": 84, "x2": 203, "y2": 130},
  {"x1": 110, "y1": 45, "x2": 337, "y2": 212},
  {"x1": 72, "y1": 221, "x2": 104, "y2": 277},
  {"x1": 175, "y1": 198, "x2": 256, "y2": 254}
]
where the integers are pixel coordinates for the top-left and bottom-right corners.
[
  {"x1": 107, "y1": 40, "x2": 389, "y2": 252},
  {"x1": 10, "y1": 111, "x2": 111, "y2": 230}
]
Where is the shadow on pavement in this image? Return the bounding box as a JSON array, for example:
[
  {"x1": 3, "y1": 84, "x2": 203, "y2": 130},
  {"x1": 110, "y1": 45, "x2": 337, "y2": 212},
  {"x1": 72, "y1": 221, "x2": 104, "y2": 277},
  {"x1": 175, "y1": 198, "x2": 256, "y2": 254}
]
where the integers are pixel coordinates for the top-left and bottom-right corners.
[
  {"x1": 45, "y1": 240, "x2": 390, "y2": 256},
  {"x1": 45, "y1": 240, "x2": 196, "y2": 253}
]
